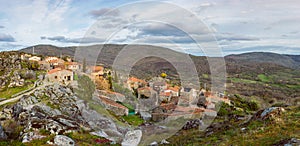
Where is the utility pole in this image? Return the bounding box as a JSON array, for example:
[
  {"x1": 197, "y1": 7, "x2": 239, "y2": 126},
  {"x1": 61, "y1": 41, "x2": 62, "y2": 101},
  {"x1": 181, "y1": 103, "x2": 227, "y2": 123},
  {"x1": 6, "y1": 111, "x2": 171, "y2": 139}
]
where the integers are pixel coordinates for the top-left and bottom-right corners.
[{"x1": 32, "y1": 46, "x2": 35, "y2": 54}]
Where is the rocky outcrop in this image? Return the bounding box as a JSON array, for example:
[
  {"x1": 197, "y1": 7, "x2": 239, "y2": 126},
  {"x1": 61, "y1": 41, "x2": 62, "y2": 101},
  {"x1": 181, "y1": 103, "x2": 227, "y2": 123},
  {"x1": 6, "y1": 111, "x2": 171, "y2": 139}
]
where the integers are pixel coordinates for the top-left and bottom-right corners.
[
  {"x1": 0, "y1": 83, "x2": 130, "y2": 144},
  {"x1": 273, "y1": 138, "x2": 300, "y2": 146},
  {"x1": 0, "y1": 84, "x2": 90, "y2": 143},
  {"x1": 250, "y1": 107, "x2": 285, "y2": 122},
  {"x1": 22, "y1": 132, "x2": 46, "y2": 143},
  {"x1": 53, "y1": 135, "x2": 75, "y2": 146},
  {"x1": 182, "y1": 119, "x2": 203, "y2": 130},
  {"x1": 121, "y1": 130, "x2": 142, "y2": 146},
  {"x1": 0, "y1": 124, "x2": 7, "y2": 140},
  {"x1": 0, "y1": 52, "x2": 37, "y2": 90},
  {"x1": 260, "y1": 107, "x2": 285, "y2": 120}
]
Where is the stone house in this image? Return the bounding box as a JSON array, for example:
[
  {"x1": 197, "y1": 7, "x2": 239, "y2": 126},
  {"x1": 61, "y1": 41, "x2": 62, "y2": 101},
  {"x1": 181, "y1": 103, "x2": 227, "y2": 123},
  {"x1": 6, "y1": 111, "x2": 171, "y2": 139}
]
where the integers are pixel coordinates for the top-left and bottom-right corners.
[
  {"x1": 38, "y1": 60, "x2": 51, "y2": 70},
  {"x1": 162, "y1": 86, "x2": 180, "y2": 97},
  {"x1": 137, "y1": 87, "x2": 155, "y2": 98},
  {"x1": 180, "y1": 87, "x2": 198, "y2": 98},
  {"x1": 47, "y1": 68, "x2": 74, "y2": 84},
  {"x1": 98, "y1": 90, "x2": 126, "y2": 102},
  {"x1": 90, "y1": 66, "x2": 104, "y2": 80},
  {"x1": 178, "y1": 87, "x2": 199, "y2": 106},
  {"x1": 65, "y1": 62, "x2": 81, "y2": 71},
  {"x1": 127, "y1": 77, "x2": 147, "y2": 90},
  {"x1": 159, "y1": 92, "x2": 172, "y2": 102},
  {"x1": 48, "y1": 59, "x2": 65, "y2": 69},
  {"x1": 98, "y1": 96, "x2": 128, "y2": 116},
  {"x1": 151, "y1": 81, "x2": 167, "y2": 93}
]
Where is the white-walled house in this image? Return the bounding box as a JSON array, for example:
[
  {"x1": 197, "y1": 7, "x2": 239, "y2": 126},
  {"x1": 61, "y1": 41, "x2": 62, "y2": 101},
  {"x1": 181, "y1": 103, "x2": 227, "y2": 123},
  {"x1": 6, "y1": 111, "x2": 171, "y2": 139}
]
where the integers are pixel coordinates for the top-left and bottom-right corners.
[
  {"x1": 45, "y1": 57, "x2": 59, "y2": 62},
  {"x1": 29, "y1": 56, "x2": 41, "y2": 62}
]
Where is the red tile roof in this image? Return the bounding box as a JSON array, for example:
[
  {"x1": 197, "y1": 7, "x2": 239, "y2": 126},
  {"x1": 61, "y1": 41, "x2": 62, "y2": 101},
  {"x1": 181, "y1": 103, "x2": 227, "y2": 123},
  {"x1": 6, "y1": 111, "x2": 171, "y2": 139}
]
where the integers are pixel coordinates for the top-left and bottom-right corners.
[
  {"x1": 167, "y1": 86, "x2": 180, "y2": 92},
  {"x1": 128, "y1": 77, "x2": 146, "y2": 84},
  {"x1": 160, "y1": 92, "x2": 171, "y2": 97},
  {"x1": 65, "y1": 62, "x2": 79, "y2": 65},
  {"x1": 137, "y1": 87, "x2": 151, "y2": 91},
  {"x1": 47, "y1": 68, "x2": 62, "y2": 74},
  {"x1": 160, "y1": 103, "x2": 177, "y2": 110},
  {"x1": 99, "y1": 96, "x2": 127, "y2": 109},
  {"x1": 47, "y1": 68, "x2": 72, "y2": 74},
  {"x1": 91, "y1": 66, "x2": 104, "y2": 72},
  {"x1": 106, "y1": 90, "x2": 125, "y2": 96}
]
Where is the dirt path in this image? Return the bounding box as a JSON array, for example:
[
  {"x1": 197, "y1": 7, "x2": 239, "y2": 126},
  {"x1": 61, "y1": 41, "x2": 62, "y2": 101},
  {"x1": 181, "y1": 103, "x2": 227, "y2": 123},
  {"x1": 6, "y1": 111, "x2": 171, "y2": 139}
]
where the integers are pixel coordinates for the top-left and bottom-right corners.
[{"x1": 0, "y1": 81, "x2": 53, "y2": 106}]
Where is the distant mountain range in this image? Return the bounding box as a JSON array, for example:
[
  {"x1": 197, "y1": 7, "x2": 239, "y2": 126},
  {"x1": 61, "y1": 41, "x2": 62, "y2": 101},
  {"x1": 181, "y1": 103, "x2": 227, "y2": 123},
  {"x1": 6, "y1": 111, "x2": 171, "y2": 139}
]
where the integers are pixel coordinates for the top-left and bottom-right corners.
[
  {"x1": 226, "y1": 52, "x2": 300, "y2": 69},
  {"x1": 20, "y1": 44, "x2": 300, "y2": 79}
]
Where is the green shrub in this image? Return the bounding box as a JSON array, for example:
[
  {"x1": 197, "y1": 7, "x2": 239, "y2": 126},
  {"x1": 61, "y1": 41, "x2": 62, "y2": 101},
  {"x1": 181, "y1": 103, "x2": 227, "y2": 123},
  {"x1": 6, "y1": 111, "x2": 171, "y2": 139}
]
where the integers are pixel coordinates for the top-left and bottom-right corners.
[
  {"x1": 39, "y1": 129, "x2": 50, "y2": 135},
  {"x1": 217, "y1": 102, "x2": 230, "y2": 116}
]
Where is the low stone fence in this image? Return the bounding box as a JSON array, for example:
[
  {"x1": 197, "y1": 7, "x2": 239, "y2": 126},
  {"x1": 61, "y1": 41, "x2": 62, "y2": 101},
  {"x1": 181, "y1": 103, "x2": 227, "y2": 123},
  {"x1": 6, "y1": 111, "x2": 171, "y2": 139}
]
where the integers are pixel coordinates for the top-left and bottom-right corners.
[{"x1": 10, "y1": 80, "x2": 40, "y2": 98}]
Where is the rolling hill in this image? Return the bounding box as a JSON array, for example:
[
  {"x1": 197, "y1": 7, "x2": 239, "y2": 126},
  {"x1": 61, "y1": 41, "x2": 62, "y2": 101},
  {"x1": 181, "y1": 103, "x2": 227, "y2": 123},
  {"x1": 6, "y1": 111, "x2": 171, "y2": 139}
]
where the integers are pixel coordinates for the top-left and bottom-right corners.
[{"x1": 20, "y1": 44, "x2": 299, "y2": 77}]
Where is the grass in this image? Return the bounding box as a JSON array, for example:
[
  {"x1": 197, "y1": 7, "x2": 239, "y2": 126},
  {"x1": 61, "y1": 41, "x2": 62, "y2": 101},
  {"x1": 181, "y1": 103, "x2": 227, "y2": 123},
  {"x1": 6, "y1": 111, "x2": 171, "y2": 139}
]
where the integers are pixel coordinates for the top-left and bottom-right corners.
[
  {"x1": 258, "y1": 74, "x2": 272, "y2": 82},
  {"x1": 0, "y1": 84, "x2": 33, "y2": 99},
  {"x1": 286, "y1": 84, "x2": 300, "y2": 89},
  {"x1": 121, "y1": 115, "x2": 144, "y2": 126},
  {"x1": 202, "y1": 74, "x2": 209, "y2": 79},
  {"x1": 230, "y1": 78, "x2": 257, "y2": 84},
  {"x1": 167, "y1": 106, "x2": 300, "y2": 145},
  {"x1": 74, "y1": 74, "x2": 78, "y2": 80},
  {"x1": 116, "y1": 101, "x2": 135, "y2": 113}
]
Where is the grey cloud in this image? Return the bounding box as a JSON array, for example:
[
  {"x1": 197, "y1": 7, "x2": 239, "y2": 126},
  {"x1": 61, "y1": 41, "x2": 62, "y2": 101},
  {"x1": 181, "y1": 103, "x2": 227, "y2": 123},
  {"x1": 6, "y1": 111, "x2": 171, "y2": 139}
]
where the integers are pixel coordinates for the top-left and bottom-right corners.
[
  {"x1": 217, "y1": 33, "x2": 260, "y2": 41},
  {"x1": 133, "y1": 23, "x2": 187, "y2": 37},
  {"x1": 0, "y1": 26, "x2": 4, "y2": 29},
  {"x1": 96, "y1": 17, "x2": 128, "y2": 29},
  {"x1": 139, "y1": 36, "x2": 195, "y2": 44},
  {"x1": 290, "y1": 31, "x2": 298, "y2": 34},
  {"x1": 89, "y1": 8, "x2": 120, "y2": 18},
  {"x1": 41, "y1": 36, "x2": 105, "y2": 44},
  {"x1": 264, "y1": 27, "x2": 272, "y2": 30},
  {"x1": 0, "y1": 33, "x2": 15, "y2": 42},
  {"x1": 0, "y1": 43, "x2": 23, "y2": 51}
]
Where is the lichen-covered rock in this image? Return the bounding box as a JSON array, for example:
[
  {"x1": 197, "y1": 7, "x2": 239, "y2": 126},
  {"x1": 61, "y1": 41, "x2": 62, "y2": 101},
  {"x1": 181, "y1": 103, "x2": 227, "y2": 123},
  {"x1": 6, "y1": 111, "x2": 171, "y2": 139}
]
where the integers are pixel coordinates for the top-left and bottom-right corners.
[
  {"x1": 260, "y1": 107, "x2": 285, "y2": 120},
  {"x1": 121, "y1": 130, "x2": 142, "y2": 146},
  {"x1": 22, "y1": 132, "x2": 46, "y2": 143},
  {"x1": 182, "y1": 119, "x2": 203, "y2": 130},
  {"x1": 54, "y1": 135, "x2": 75, "y2": 146},
  {"x1": 0, "y1": 124, "x2": 7, "y2": 140}
]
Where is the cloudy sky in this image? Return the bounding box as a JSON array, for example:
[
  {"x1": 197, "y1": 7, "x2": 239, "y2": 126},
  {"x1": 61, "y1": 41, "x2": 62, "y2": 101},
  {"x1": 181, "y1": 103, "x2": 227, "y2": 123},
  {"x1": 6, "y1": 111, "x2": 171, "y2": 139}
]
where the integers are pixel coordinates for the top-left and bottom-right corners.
[{"x1": 0, "y1": 0, "x2": 299, "y2": 56}]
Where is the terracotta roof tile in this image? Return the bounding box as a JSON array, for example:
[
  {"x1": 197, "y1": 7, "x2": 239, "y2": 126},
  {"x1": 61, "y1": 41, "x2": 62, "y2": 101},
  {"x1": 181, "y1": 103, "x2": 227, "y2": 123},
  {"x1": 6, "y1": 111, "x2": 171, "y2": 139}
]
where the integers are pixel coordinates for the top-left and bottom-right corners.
[
  {"x1": 65, "y1": 62, "x2": 79, "y2": 65},
  {"x1": 91, "y1": 66, "x2": 104, "y2": 72},
  {"x1": 47, "y1": 68, "x2": 61, "y2": 74},
  {"x1": 167, "y1": 86, "x2": 180, "y2": 92},
  {"x1": 47, "y1": 68, "x2": 72, "y2": 74},
  {"x1": 99, "y1": 96, "x2": 127, "y2": 109},
  {"x1": 160, "y1": 92, "x2": 171, "y2": 97},
  {"x1": 137, "y1": 87, "x2": 151, "y2": 91},
  {"x1": 128, "y1": 77, "x2": 146, "y2": 84}
]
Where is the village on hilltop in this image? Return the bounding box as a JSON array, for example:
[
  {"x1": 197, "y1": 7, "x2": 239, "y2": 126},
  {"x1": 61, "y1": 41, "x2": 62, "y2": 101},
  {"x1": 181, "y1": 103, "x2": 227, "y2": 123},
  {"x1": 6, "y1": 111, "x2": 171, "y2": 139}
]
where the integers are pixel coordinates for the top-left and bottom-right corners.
[{"x1": 20, "y1": 50, "x2": 230, "y2": 122}]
